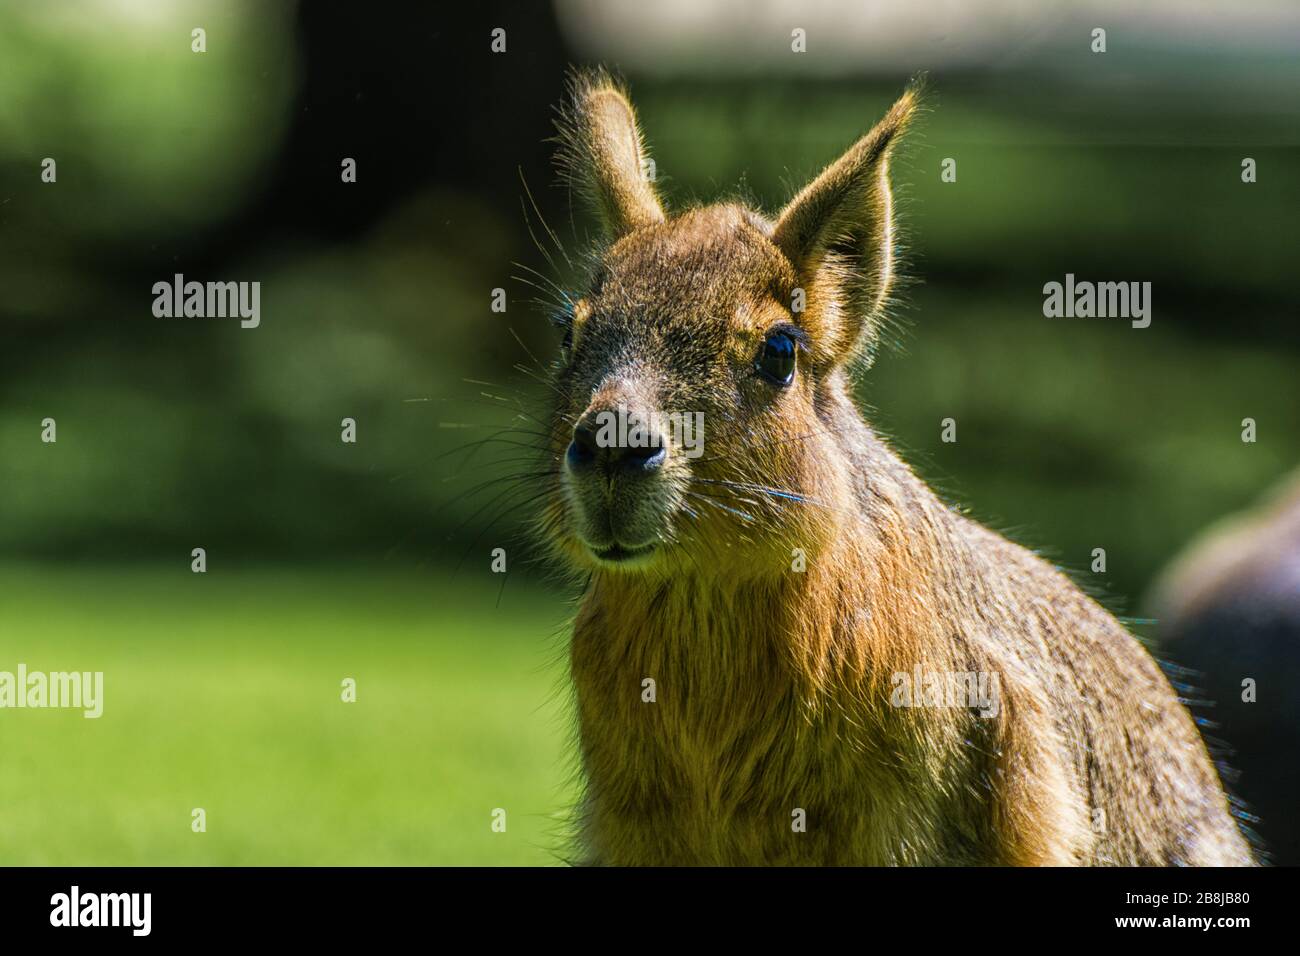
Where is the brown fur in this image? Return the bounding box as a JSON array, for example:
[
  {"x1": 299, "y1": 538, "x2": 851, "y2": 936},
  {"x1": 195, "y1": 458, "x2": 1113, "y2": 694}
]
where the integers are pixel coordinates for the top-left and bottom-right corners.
[{"x1": 537, "y1": 69, "x2": 1253, "y2": 866}]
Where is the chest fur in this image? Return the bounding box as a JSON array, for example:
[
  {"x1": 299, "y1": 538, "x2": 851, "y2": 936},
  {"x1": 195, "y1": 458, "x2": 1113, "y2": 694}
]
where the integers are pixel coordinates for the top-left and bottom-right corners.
[{"x1": 569, "y1": 585, "x2": 986, "y2": 865}]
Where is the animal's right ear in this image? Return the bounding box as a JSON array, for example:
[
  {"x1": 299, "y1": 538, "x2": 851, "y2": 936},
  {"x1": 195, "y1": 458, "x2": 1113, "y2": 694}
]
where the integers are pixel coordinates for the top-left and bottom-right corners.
[
  {"x1": 554, "y1": 69, "x2": 665, "y2": 240},
  {"x1": 772, "y1": 87, "x2": 919, "y2": 366}
]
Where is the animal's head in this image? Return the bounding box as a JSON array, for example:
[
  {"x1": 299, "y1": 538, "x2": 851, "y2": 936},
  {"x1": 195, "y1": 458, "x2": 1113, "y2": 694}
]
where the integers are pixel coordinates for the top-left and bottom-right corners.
[{"x1": 540, "y1": 70, "x2": 918, "y2": 579}]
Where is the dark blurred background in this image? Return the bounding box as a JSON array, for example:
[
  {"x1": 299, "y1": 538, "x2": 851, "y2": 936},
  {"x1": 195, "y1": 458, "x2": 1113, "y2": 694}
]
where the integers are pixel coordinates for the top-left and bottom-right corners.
[
  {"x1": 3, "y1": 1, "x2": 1297, "y2": 596},
  {"x1": 3, "y1": 1, "x2": 1296, "y2": 602},
  {"x1": 1, "y1": 0, "x2": 1296, "y2": 864}
]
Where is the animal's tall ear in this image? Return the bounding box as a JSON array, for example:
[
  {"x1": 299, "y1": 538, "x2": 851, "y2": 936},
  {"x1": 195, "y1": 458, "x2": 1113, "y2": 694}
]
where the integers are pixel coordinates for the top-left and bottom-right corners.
[
  {"x1": 554, "y1": 69, "x2": 665, "y2": 240},
  {"x1": 773, "y1": 87, "x2": 918, "y2": 365}
]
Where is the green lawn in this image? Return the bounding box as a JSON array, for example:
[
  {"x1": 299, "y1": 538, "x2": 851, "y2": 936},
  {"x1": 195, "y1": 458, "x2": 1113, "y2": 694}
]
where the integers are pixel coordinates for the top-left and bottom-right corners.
[{"x1": 0, "y1": 565, "x2": 578, "y2": 865}]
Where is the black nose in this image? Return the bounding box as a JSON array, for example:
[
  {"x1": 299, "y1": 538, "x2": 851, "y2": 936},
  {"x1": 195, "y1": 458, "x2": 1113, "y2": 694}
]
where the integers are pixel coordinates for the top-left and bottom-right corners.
[
  {"x1": 567, "y1": 419, "x2": 667, "y2": 474},
  {"x1": 568, "y1": 422, "x2": 598, "y2": 467}
]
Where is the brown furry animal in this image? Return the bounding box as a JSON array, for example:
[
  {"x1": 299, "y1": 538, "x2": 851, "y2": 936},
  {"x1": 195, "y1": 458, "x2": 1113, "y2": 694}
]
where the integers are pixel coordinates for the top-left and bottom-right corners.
[
  {"x1": 1148, "y1": 467, "x2": 1300, "y2": 865},
  {"x1": 537, "y1": 70, "x2": 1254, "y2": 866}
]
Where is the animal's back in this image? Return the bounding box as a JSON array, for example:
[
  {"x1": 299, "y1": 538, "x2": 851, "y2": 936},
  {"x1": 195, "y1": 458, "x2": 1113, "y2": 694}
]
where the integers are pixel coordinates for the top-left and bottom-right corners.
[{"x1": 836, "y1": 396, "x2": 1252, "y2": 865}]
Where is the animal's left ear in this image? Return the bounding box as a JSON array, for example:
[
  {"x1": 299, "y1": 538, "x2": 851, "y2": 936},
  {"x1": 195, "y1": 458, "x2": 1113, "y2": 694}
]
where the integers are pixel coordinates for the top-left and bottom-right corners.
[
  {"x1": 773, "y1": 87, "x2": 918, "y2": 365},
  {"x1": 554, "y1": 68, "x2": 665, "y2": 242}
]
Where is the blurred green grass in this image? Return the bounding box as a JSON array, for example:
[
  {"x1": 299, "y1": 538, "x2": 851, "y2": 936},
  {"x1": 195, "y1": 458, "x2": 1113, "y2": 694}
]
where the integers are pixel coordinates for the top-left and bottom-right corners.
[{"x1": 0, "y1": 565, "x2": 577, "y2": 865}]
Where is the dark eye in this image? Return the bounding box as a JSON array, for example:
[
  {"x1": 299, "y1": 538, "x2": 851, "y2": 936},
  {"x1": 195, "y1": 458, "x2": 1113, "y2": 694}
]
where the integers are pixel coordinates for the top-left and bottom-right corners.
[{"x1": 755, "y1": 331, "x2": 796, "y2": 386}]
